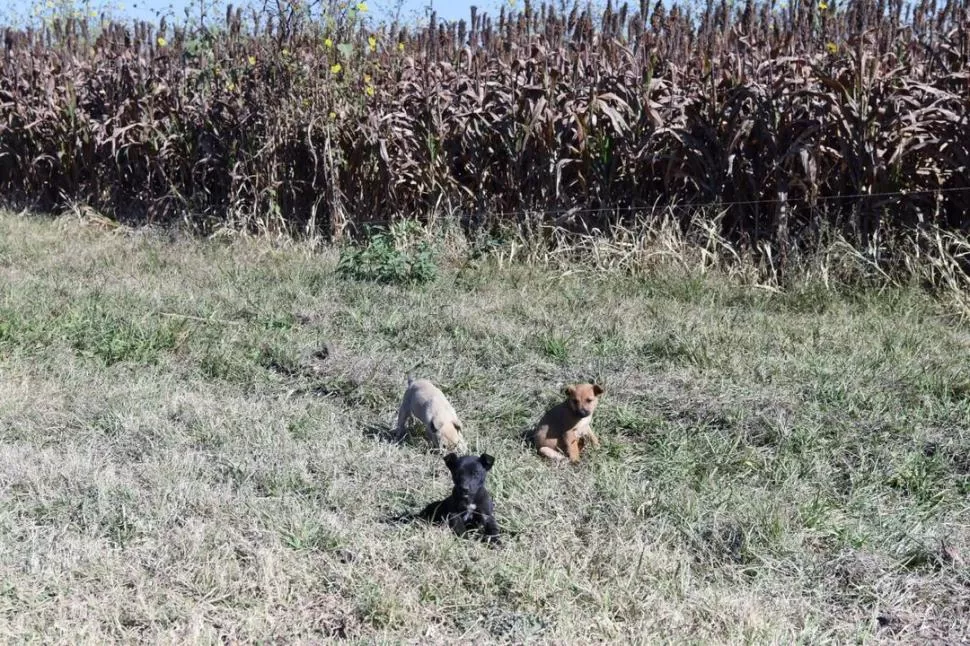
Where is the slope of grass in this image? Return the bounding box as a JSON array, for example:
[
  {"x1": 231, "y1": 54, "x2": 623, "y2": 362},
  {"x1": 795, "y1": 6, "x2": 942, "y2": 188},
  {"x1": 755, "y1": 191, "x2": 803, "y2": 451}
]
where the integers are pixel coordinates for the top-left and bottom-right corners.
[{"x1": 0, "y1": 211, "x2": 968, "y2": 643}]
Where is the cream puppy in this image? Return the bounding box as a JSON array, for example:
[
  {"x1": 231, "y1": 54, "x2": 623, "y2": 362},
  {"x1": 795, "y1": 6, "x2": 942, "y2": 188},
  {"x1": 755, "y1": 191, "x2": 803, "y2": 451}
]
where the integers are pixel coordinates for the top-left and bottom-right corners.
[{"x1": 393, "y1": 376, "x2": 467, "y2": 452}]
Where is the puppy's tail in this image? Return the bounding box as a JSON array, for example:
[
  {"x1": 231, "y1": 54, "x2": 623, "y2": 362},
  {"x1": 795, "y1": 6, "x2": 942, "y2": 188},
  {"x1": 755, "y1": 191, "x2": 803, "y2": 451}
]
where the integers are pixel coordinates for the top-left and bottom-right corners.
[
  {"x1": 405, "y1": 368, "x2": 420, "y2": 387},
  {"x1": 404, "y1": 361, "x2": 426, "y2": 387}
]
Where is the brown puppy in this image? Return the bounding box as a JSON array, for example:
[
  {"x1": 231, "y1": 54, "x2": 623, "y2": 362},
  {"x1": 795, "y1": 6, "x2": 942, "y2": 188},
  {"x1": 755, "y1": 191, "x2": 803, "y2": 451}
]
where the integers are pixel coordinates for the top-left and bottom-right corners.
[{"x1": 532, "y1": 383, "x2": 604, "y2": 463}]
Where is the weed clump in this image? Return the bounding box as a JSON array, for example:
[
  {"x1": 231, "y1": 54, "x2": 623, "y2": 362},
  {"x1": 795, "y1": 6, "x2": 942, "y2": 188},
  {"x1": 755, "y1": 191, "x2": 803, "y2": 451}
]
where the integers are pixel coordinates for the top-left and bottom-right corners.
[{"x1": 336, "y1": 221, "x2": 437, "y2": 285}]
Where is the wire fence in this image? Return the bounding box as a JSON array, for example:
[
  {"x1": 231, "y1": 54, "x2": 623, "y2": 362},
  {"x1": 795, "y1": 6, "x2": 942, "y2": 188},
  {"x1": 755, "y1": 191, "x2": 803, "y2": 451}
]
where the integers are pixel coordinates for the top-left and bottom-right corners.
[{"x1": 344, "y1": 186, "x2": 970, "y2": 233}]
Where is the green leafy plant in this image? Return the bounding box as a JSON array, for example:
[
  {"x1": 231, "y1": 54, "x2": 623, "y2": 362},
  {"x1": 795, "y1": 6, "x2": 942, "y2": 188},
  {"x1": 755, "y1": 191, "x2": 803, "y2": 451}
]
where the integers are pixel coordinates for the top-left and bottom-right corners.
[{"x1": 336, "y1": 220, "x2": 437, "y2": 285}]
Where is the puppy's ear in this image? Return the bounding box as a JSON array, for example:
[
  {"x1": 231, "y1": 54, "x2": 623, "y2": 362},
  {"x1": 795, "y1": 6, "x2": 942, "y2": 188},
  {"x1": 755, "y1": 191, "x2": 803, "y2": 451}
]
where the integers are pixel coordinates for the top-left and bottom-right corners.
[
  {"x1": 444, "y1": 453, "x2": 459, "y2": 472},
  {"x1": 563, "y1": 385, "x2": 576, "y2": 397},
  {"x1": 592, "y1": 384, "x2": 604, "y2": 396},
  {"x1": 479, "y1": 453, "x2": 495, "y2": 471}
]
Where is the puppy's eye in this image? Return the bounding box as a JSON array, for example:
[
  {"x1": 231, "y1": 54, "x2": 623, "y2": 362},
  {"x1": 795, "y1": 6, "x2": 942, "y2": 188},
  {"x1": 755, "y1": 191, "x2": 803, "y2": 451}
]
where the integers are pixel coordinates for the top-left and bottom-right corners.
[{"x1": 586, "y1": 398, "x2": 593, "y2": 404}]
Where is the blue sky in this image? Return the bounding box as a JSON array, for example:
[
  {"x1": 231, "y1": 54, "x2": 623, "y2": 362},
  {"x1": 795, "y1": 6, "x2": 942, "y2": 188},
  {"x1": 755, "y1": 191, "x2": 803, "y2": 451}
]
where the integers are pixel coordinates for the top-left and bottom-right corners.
[
  {"x1": 1, "y1": 0, "x2": 501, "y2": 26},
  {"x1": 0, "y1": 0, "x2": 508, "y2": 23}
]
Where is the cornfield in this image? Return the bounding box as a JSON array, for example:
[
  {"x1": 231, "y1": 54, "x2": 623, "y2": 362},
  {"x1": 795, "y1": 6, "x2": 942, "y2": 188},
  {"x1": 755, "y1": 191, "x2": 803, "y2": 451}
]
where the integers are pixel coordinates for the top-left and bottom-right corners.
[{"x1": 1, "y1": 0, "x2": 968, "y2": 252}]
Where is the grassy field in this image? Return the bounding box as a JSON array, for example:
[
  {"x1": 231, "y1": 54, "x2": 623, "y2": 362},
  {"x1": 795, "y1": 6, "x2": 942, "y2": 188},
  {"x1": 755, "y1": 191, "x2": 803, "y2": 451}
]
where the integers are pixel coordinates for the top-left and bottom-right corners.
[{"x1": 0, "y1": 210, "x2": 968, "y2": 643}]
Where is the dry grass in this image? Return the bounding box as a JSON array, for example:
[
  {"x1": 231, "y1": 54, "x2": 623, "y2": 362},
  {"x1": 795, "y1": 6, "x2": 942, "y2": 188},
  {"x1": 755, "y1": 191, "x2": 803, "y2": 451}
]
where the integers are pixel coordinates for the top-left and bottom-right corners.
[{"x1": 0, "y1": 210, "x2": 969, "y2": 643}]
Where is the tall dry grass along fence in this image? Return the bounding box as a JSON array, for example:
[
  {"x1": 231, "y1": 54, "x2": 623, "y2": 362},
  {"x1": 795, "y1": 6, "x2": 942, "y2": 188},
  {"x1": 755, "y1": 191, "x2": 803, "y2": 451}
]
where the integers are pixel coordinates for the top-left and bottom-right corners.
[{"x1": 1, "y1": 0, "x2": 968, "y2": 253}]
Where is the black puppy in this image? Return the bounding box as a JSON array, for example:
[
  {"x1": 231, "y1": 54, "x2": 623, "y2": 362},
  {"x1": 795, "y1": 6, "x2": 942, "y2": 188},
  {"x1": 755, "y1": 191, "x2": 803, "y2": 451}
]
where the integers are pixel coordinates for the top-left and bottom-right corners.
[{"x1": 419, "y1": 452, "x2": 500, "y2": 545}]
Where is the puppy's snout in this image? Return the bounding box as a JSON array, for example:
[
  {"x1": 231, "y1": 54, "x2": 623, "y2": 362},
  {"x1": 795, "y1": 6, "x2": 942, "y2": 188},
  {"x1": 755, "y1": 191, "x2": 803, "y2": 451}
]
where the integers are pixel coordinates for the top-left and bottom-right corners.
[
  {"x1": 573, "y1": 404, "x2": 593, "y2": 417},
  {"x1": 457, "y1": 485, "x2": 478, "y2": 502},
  {"x1": 570, "y1": 399, "x2": 593, "y2": 417}
]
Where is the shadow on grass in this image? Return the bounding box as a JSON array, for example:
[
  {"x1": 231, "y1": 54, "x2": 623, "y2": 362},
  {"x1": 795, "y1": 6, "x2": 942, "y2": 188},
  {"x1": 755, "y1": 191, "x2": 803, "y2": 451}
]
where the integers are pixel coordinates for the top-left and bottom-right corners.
[{"x1": 361, "y1": 421, "x2": 399, "y2": 444}]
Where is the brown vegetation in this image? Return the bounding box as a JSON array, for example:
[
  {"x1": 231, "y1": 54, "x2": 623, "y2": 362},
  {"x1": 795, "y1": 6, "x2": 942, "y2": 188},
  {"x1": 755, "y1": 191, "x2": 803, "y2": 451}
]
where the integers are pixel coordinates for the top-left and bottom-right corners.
[{"x1": 1, "y1": 0, "x2": 968, "y2": 249}]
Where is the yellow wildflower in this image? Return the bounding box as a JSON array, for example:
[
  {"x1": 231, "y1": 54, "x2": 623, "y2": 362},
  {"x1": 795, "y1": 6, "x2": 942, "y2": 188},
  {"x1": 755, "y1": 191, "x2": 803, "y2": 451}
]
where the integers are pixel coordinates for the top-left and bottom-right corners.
[
  {"x1": 226, "y1": 81, "x2": 236, "y2": 91},
  {"x1": 397, "y1": 42, "x2": 404, "y2": 52},
  {"x1": 356, "y1": 2, "x2": 367, "y2": 12},
  {"x1": 156, "y1": 36, "x2": 167, "y2": 47},
  {"x1": 365, "y1": 85, "x2": 375, "y2": 96},
  {"x1": 818, "y1": 1, "x2": 829, "y2": 9},
  {"x1": 331, "y1": 63, "x2": 342, "y2": 74},
  {"x1": 826, "y1": 42, "x2": 838, "y2": 54},
  {"x1": 248, "y1": 55, "x2": 256, "y2": 65},
  {"x1": 329, "y1": 111, "x2": 337, "y2": 120},
  {"x1": 368, "y1": 35, "x2": 377, "y2": 50},
  {"x1": 324, "y1": 37, "x2": 333, "y2": 48}
]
